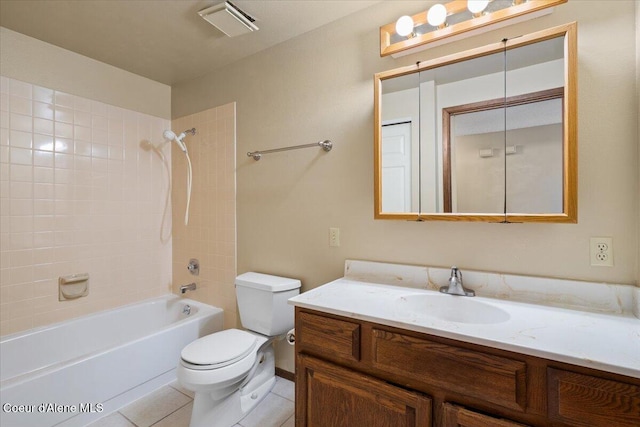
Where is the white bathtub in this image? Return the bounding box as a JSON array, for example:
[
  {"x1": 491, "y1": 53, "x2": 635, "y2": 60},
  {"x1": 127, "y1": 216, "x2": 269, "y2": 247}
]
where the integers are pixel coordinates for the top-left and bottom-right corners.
[{"x1": 0, "y1": 295, "x2": 223, "y2": 427}]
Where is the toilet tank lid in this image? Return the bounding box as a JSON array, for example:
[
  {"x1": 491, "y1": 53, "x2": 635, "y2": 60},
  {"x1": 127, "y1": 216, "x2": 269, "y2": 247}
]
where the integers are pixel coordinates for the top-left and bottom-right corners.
[{"x1": 235, "y1": 272, "x2": 301, "y2": 292}]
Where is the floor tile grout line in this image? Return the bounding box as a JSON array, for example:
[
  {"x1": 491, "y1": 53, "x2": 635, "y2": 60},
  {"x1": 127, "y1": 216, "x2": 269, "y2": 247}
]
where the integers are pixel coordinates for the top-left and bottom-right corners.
[
  {"x1": 280, "y1": 414, "x2": 295, "y2": 427},
  {"x1": 270, "y1": 391, "x2": 294, "y2": 402},
  {"x1": 270, "y1": 379, "x2": 295, "y2": 402},
  {"x1": 147, "y1": 400, "x2": 193, "y2": 427},
  {"x1": 118, "y1": 411, "x2": 138, "y2": 427},
  {"x1": 168, "y1": 383, "x2": 195, "y2": 400},
  {"x1": 237, "y1": 391, "x2": 295, "y2": 427}
]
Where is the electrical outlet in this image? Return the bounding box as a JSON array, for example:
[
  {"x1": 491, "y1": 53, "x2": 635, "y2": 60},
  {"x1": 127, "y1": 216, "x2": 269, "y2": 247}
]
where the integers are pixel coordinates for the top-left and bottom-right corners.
[
  {"x1": 329, "y1": 227, "x2": 340, "y2": 247},
  {"x1": 590, "y1": 237, "x2": 613, "y2": 267}
]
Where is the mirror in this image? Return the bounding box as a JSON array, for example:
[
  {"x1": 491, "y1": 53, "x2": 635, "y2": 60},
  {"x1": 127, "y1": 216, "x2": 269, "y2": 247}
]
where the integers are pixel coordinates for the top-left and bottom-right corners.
[{"x1": 374, "y1": 23, "x2": 577, "y2": 222}]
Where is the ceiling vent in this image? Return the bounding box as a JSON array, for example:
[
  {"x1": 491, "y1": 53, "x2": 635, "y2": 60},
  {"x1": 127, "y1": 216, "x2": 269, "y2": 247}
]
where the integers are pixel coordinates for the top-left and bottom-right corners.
[{"x1": 198, "y1": 2, "x2": 258, "y2": 37}]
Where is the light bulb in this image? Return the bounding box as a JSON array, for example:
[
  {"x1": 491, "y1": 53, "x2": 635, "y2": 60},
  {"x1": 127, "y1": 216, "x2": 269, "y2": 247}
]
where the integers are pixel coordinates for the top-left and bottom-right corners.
[
  {"x1": 467, "y1": 0, "x2": 489, "y2": 16},
  {"x1": 427, "y1": 4, "x2": 447, "y2": 28},
  {"x1": 395, "y1": 15, "x2": 415, "y2": 37}
]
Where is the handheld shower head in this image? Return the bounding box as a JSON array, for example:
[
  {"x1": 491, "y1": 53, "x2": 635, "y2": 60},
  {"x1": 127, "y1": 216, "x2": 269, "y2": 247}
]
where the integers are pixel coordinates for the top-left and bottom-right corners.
[
  {"x1": 163, "y1": 129, "x2": 176, "y2": 141},
  {"x1": 162, "y1": 128, "x2": 196, "y2": 226},
  {"x1": 163, "y1": 129, "x2": 187, "y2": 153}
]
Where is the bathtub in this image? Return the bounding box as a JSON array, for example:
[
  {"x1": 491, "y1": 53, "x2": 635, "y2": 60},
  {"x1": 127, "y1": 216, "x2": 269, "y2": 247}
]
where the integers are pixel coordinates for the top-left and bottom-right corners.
[{"x1": 0, "y1": 295, "x2": 223, "y2": 427}]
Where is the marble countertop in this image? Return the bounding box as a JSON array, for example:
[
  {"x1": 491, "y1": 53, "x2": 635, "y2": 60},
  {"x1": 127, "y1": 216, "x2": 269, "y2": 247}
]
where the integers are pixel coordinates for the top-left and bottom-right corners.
[{"x1": 289, "y1": 278, "x2": 640, "y2": 379}]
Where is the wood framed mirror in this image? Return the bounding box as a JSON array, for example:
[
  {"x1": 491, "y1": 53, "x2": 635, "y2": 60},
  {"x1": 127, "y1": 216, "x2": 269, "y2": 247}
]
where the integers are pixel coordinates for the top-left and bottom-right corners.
[{"x1": 374, "y1": 22, "x2": 577, "y2": 222}]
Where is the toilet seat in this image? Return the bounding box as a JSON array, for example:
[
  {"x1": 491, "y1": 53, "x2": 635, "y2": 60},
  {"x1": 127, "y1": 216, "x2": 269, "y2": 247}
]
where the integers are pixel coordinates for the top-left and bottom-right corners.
[{"x1": 181, "y1": 329, "x2": 258, "y2": 370}]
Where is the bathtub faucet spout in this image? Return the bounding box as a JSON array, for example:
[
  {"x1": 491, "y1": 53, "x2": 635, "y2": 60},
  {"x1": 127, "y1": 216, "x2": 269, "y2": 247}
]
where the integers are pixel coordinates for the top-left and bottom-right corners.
[{"x1": 180, "y1": 283, "x2": 196, "y2": 294}]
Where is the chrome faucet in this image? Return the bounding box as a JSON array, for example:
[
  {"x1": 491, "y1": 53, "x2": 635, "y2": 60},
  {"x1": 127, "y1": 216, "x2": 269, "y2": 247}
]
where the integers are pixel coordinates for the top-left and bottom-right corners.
[
  {"x1": 439, "y1": 267, "x2": 475, "y2": 297},
  {"x1": 180, "y1": 283, "x2": 196, "y2": 294}
]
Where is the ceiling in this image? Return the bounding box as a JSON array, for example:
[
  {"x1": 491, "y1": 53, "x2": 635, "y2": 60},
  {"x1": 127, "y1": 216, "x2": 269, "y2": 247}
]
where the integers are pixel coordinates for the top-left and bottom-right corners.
[{"x1": 0, "y1": 0, "x2": 381, "y2": 86}]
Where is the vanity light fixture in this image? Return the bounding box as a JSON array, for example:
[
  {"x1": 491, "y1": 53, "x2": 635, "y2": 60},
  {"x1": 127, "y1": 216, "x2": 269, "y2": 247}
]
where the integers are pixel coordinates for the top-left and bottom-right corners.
[
  {"x1": 381, "y1": 0, "x2": 567, "y2": 57},
  {"x1": 395, "y1": 15, "x2": 416, "y2": 38},
  {"x1": 467, "y1": 0, "x2": 490, "y2": 17},
  {"x1": 427, "y1": 3, "x2": 448, "y2": 28}
]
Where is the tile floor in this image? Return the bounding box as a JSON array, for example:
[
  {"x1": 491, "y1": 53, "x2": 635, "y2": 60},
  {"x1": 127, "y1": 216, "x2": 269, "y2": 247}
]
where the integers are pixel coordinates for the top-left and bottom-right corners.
[{"x1": 88, "y1": 377, "x2": 295, "y2": 427}]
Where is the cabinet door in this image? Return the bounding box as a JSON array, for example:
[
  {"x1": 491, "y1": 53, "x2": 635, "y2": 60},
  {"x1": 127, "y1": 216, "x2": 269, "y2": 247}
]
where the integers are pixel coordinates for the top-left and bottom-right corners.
[
  {"x1": 296, "y1": 354, "x2": 431, "y2": 427},
  {"x1": 442, "y1": 403, "x2": 530, "y2": 427}
]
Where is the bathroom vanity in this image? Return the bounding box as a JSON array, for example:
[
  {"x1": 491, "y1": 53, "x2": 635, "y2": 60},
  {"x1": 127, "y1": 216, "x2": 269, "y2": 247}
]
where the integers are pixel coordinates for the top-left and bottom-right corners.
[{"x1": 289, "y1": 261, "x2": 640, "y2": 427}]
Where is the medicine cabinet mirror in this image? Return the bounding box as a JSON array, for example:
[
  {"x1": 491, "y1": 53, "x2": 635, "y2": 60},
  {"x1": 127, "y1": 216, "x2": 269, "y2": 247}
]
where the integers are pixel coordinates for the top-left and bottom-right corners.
[{"x1": 374, "y1": 22, "x2": 577, "y2": 222}]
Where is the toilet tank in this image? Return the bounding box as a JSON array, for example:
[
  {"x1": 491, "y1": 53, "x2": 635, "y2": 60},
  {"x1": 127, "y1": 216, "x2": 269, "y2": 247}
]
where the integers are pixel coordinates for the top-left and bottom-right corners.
[{"x1": 235, "y1": 272, "x2": 301, "y2": 336}]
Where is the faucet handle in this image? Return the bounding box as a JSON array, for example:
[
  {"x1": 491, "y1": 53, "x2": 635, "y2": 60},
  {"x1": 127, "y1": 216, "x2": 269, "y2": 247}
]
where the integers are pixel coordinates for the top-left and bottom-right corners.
[
  {"x1": 441, "y1": 266, "x2": 474, "y2": 296},
  {"x1": 187, "y1": 259, "x2": 199, "y2": 276}
]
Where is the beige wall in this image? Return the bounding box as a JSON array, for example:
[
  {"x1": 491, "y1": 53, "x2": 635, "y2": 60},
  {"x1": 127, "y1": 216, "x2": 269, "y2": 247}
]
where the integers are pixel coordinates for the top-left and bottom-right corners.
[
  {"x1": 0, "y1": 0, "x2": 633, "y2": 373},
  {"x1": 171, "y1": 103, "x2": 237, "y2": 330},
  {"x1": 173, "y1": 1, "x2": 638, "y2": 285},
  {"x1": 172, "y1": 1, "x2": 638, "y2": 372},
  {"x1": 0, "y1": 27, "x2": 171, "y2": 120},
  {"x1": 0, "y1": 76, "x2": 172, "y2": 336},
  {"x1": 454, "y1": 125, "x2": 563, "y2": 214},
  {"x1": 636, "y1": 1, "x2": 640, "y2": 291}
]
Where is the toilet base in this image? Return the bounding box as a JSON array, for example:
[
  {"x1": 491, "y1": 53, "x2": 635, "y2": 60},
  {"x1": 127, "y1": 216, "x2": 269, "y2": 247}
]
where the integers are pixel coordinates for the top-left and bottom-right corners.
[{"x1": 188, "y1": 347, "x2": 276, "y2": 427}]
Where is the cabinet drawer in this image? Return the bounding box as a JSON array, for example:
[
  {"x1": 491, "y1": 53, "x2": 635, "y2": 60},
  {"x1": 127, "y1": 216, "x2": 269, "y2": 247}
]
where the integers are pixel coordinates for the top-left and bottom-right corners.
[
  {"x1": 372, "y1": 329, "x2": 527, "y2": 411},
  {"x1": 548, "y1": 368, "x2": 640, "y2": 426},
  {"x1": 296, "y1": 310, "x2": 361, "y2": 362},
  {"x1": 442, "y1": 403, "x2": 529, "y2": 427}
]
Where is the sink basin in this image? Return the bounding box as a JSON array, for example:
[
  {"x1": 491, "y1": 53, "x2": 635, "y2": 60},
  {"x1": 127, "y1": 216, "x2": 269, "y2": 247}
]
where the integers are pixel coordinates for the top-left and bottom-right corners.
[{"x1": 395, "y1": 293, "x2": 510, "y2": 324}]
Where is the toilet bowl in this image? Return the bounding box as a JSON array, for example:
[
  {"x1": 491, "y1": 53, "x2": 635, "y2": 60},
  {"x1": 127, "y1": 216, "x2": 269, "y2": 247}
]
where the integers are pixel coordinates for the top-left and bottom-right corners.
[{"x1": 177, "y1": 272, "x2": 300, "y2": 427}]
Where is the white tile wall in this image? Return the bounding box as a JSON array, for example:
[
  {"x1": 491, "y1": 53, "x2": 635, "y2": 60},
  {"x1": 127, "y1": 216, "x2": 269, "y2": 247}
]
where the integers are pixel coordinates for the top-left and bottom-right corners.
[{"x1": 0, "y1": 76, "x2": 173, "y2": 336}]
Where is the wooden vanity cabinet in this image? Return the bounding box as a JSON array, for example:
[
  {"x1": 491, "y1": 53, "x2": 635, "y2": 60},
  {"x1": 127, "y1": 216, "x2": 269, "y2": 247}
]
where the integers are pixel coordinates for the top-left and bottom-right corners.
[{"x1": 295, "y1": 307, "x2": 640, "y2": 427}]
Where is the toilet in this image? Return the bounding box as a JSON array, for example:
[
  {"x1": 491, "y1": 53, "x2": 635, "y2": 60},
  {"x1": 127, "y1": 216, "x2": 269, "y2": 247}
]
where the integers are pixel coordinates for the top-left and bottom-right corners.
[{"x1": 177, "y1": 272, "x2": 301, "y2": 427}]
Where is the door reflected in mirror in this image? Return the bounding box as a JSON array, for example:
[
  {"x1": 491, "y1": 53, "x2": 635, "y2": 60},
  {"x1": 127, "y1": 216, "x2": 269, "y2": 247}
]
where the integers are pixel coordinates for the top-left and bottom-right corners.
[
  {"x1": 446, "y1": 88, "x2": 564, "y2": 214},
  {"x1": 381, "y1": 121, "x2": 415, "y2": 212},
  {"x1": 374, "y1": 23, "x2": 577, "y2": 222},
  {"x1": 380, "y1": 72, "x2": 420, "y2": 213}
]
